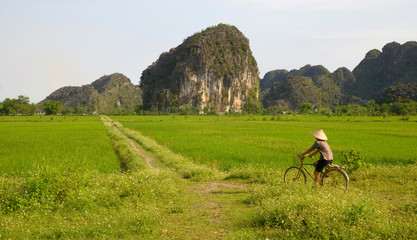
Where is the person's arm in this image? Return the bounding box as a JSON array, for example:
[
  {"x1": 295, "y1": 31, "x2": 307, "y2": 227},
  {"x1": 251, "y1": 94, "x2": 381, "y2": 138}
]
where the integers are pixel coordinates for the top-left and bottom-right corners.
[
  {"x1": 309, "y1": 149, "x2": 319, "y2": 158},
  {"x1": 298, "y1": 148, "x2": 313, "y2": 157},
  {"x1": 298, "y1": 141, "x2": 317, "y2": 157}
]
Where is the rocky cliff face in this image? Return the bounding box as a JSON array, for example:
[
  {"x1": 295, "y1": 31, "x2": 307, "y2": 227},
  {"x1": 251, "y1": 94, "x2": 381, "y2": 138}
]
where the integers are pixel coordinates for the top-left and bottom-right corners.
[
  {"x1": 41, "y1": 73, "x2": 142, "y2": 114},
  {"x1": 140, "y1": 24, "x2": 260, "y2": 113},
  {"x1": 350, "y1": 41, "x2": 417, "y2": 99},
  {"x1": 260, "y1": 69, "x2": 289, "y2": 91}
]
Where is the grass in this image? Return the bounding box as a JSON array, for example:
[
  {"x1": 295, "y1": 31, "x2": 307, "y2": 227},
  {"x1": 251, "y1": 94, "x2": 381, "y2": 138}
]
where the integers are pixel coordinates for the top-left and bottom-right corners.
[
  {"x1": 244, "y1": 164, "x2": 417, "y2": 239},
  {"x1": 1, "y1": 115, "x2": 416, "y2": 239},
  {"x1": 117, "y1": 120, "x2": 225, "y2": 181},
  {"x1": 112, "y1": 115, "x2": 417, "y2": 169},
  {"x1": 0, "y1": 168, "x2": 188, "y2": 239},
  {"x1": 0, "y1": 116, "x2": 119, "y2": 176}
]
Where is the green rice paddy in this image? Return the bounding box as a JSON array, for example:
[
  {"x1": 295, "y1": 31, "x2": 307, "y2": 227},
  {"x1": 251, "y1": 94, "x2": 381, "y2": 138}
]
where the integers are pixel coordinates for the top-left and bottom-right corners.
[
  {"x1": 1, "y1": 115, "x2": 416, "y2": 239},
  {"x1": 0, "y1": 116, "x2": 119, "y2": 175},
  {"x1": 113, "y1": 115, "x2": 417, "y2": 169}
]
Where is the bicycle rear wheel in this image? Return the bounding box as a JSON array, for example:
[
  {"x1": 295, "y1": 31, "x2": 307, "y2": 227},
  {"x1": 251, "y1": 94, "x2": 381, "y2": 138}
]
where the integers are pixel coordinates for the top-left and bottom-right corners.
[
  {"x1": 284, "y1": 166, "x2": 306, "y2": 186},
  {"x1": 320, "y1": 168, "x2": 349, "y2": 192}
]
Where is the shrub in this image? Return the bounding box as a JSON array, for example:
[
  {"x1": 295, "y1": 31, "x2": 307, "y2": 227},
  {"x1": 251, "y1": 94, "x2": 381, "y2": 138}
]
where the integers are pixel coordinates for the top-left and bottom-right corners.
[{"x1": 341, "y1": 149, "x2": 368, "y2": 173}]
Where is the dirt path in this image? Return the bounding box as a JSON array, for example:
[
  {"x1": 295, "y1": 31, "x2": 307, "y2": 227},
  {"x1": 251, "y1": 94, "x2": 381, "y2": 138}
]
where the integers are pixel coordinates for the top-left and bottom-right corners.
[
  {"x1": 160, "y1": 181, "x2": 253, "y2": 239},
  {"x1": 110, "y1": 122, "x2": 158, "y2": 169},
  {"x1": 106, "y1": 118, "x2": 255, "y2": 239},
  {"x1": 127, "y1": 136, "x2": 157, "y2": 169}
]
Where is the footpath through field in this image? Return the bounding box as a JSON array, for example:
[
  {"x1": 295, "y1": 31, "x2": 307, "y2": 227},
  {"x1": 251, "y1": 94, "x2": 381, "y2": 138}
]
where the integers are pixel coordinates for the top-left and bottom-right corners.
[{"x1": 102, "y1": 116, "x2": 257, "y2": 239}]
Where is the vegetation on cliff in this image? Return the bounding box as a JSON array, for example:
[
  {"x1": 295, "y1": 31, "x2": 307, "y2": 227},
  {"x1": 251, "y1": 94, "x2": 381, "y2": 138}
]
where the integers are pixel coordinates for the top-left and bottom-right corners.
[{"x1": 376, "y1": 82, "x2": 417, "y2": 104}]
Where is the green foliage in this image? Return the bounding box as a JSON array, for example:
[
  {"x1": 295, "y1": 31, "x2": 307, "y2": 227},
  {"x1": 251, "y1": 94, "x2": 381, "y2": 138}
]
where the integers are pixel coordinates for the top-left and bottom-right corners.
[
  {"x1": 43, "y1": 100, "x2": 63, "y2": 115},
  {"x1": 61, "y1": 107, "x2": 74, "y2": 115},
  {"x1": 0, "y1": 95, "x2": 37, "y2": 115},
  {"x1": 390, "y1": 98, "x2": 417, "y2": 115},
  {"x1": 299, "y1": 102, "x2": 313, "y2": 114},
  {"x1": 243, "y1": 87, "x2": 263, "y2": 114},
  {"x1": 341, "y1": 149, "x2": 368, "y2": 174}
]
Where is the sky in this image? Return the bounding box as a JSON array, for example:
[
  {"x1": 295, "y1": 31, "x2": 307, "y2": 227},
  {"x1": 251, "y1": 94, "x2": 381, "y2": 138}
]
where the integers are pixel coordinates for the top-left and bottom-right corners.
[{"x1": 1, "y1": 0, "x2": 416, "y2": 103}]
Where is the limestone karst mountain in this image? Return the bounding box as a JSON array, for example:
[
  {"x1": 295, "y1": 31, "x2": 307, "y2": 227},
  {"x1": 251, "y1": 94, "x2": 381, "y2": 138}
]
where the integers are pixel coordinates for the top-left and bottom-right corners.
[{"x1": 139, "y1": 23, "x2": 260, "y2": 113}]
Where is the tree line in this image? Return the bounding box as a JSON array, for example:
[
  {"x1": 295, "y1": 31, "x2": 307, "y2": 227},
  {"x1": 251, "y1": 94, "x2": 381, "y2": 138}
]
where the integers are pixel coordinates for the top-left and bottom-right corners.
[
  {"x1": 0, "y1": 96, "x2": 62, "y2": 116},
  {"x1": 1, "y1": 95, "x2": 416, "y2": 116}
]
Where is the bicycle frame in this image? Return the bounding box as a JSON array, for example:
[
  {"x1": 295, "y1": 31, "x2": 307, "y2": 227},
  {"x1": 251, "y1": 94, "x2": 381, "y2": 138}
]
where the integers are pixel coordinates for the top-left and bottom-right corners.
[{"x1": 294, "y1": 156, "x2": 316, "y2": 180}]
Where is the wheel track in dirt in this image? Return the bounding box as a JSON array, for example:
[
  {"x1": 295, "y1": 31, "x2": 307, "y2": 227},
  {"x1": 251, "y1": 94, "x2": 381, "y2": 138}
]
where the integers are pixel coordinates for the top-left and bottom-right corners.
[{"x1": 112, "y1": 122, "x2": 158, "y2": 169}]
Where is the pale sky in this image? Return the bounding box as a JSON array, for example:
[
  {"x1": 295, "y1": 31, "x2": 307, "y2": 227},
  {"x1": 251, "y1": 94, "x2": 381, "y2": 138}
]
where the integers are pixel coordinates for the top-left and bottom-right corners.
[{"x1": 1, "y1": 0, "x2": 416, "y2": 103}]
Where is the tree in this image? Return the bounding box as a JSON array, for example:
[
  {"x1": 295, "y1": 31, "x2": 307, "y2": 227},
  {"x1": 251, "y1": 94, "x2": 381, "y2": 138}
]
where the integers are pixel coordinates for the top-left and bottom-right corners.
[
  {"x1": 62, "y1": 108, "x2": 74, "y2": 115},
  {"x1": 0, "y1": 95, "x2": 37, "y2": 115},
  {"x1": 43, "y1": 100, "x2": 63, "y2": 115},
  {"x1": 299, "y1": 102, "x2": 313, "y2": 114},
  {"x1": 390, "y1": 99, "x2": 417, "y2": 115},
  {"x1": 243, "y1": 88, "x2": 263, "y2": 114}
]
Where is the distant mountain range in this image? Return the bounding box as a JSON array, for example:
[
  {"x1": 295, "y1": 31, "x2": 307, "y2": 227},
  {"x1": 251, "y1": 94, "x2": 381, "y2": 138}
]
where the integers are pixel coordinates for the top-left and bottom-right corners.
[
  {"x1": 39, "y1": 23, "x2": 417, "y2": 113},
  {"x1": 260, "y1": 41, "x2": 417, "y2": 110},
  {"x1": 40, "y1": 73, "x2": 141, "y2": 114}
]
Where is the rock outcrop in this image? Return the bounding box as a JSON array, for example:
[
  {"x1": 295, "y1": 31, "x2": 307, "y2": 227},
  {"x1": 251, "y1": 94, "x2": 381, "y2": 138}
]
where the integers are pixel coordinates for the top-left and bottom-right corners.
[
  {"x1": 40, "y1": 73, "x2": 142, "y2": 114},
  {"x1": 375, "y1": 82, "x2": 417, "y2": 104},
  {"x1": 140, "y1": 24, "x2": 260, "y2": 113}
]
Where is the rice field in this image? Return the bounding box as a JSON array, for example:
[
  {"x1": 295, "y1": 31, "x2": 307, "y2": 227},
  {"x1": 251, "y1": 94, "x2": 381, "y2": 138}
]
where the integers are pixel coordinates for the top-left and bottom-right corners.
[
  {"x1": 0, "y1": 114, "x2": 416, "y2": 239},
  {"x1": 0, "y1": 116, "x2": 119, "y2": 175},
  {"x1": 112, "y1": 115, "x2": 417, "y2": 169}
]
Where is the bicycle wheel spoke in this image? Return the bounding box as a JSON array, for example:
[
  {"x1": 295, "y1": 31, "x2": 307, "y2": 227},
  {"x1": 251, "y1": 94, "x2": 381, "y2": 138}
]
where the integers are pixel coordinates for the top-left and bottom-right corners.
[
  {"x1": 284, "y1": 167, "x2": 306, "y2": 186},
  {"x1": 321, "y1": 169, "x2": 348, "y2": 192}
]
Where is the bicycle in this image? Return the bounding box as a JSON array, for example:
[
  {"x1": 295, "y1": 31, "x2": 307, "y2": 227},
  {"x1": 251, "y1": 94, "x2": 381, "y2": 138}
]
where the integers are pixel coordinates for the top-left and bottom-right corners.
[{"x1": 284, "y1": 156, "x2": 349, "y2": 192}]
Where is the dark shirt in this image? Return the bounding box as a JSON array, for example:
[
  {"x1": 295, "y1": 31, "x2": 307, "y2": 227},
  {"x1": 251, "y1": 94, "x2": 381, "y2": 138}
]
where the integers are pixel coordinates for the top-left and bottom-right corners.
[{"x1": 309, "y1": 140, "x2": 333, "y2": 160}]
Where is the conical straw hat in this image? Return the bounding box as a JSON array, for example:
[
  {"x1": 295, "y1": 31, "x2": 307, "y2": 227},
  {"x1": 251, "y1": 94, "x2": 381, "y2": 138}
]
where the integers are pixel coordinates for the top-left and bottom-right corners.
[{"x1": 311, "y1": 129, "x2": 328, "y2": 140}]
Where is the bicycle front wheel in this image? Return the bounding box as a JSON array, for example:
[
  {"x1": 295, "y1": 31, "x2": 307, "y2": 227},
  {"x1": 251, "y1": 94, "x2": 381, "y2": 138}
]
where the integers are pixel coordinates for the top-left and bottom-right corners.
[
  {"x1": 284, "y1": 166, "x2": 306, "y2": 186},
  {"x1": 320, "y1": 168, "x2": 349, "y2": 192}
]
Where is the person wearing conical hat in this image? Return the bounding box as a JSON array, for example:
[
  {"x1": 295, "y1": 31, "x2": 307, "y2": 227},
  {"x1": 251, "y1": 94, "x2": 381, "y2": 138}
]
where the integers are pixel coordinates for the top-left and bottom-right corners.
[{"x1": 298, "y1": 129, "x2": 333, "y2": 184}]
